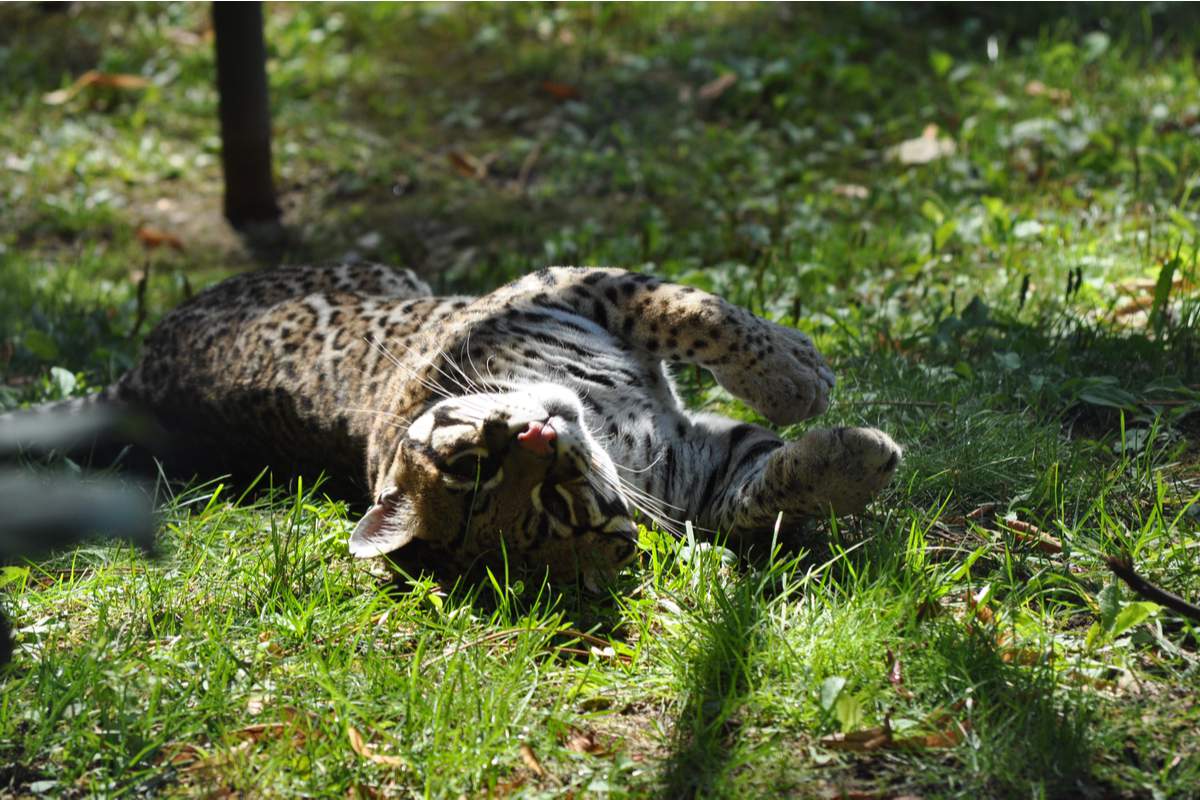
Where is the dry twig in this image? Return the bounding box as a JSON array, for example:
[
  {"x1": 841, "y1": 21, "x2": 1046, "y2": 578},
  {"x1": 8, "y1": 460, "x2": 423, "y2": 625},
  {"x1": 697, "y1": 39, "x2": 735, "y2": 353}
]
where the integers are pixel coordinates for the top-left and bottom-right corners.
[{"x1": 1106, "y1": 556, "x2": 1200, "y2": 623}]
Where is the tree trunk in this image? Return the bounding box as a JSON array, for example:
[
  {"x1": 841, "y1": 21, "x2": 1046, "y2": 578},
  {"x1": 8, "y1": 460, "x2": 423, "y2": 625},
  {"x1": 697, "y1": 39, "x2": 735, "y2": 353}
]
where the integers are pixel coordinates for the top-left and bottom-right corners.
[{"x1": 212, "y1": 2, "x2": 280, "y2": 229}]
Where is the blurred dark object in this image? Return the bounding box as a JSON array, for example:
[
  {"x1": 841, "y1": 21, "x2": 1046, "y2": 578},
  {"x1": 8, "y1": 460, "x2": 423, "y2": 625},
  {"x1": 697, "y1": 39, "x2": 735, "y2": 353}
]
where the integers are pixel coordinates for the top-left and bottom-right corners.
[
  {"x1": 0, "y1": 472, "x2": 154, "y2": 560},
  {"x1": 212, "y1": 1, "x2": 281, "y2": 232},
  {"x1": 0, "y1": 406, "x2": 158, "y2": 665},
  {"x1": 0, "y1": 403, "x2": 163, "y2": 462}
]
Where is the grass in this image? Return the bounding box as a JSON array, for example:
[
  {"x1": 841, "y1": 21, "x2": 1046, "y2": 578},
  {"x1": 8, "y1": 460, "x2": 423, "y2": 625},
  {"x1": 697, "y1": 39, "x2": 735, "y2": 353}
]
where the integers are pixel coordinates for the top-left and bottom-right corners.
[{"x1": 2, "y1": 2, "x2": 1200, "y2": 797}]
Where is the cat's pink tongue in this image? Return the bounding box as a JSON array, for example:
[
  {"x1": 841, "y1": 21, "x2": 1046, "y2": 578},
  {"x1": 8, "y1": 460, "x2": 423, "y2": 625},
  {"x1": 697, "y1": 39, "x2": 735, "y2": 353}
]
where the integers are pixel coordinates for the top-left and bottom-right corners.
[{"x1": 517, "y1": 420, "x2": 557, "y2": 456}]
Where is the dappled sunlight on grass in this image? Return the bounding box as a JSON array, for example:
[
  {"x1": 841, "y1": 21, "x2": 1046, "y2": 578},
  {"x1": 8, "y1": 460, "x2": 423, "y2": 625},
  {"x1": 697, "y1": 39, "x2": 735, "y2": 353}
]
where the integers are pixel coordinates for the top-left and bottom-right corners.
[{"x1": 2, "y1": 2, "x2": 1199, "y2": 796}]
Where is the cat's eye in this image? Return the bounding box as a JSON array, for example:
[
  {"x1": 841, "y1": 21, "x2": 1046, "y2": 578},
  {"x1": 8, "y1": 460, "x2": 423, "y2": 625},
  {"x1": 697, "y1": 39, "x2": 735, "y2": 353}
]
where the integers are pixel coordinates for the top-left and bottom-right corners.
[{"x1": 441, "y1": 447, "x2": 502, "y2": 488}]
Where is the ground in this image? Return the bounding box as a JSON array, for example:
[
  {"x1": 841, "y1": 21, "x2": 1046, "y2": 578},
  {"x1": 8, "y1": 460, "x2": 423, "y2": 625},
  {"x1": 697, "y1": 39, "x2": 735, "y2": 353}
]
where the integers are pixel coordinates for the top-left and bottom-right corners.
[{"x1": 1, "y1": 3, "x2": 1199, "y2": 797}]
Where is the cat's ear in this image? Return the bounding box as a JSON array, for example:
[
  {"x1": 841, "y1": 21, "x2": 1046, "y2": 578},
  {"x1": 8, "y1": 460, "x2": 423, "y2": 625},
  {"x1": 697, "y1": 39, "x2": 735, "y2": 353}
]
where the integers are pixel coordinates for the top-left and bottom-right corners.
[{"x1": 348, "y1": 488, "x2": 416, "y2": 558}]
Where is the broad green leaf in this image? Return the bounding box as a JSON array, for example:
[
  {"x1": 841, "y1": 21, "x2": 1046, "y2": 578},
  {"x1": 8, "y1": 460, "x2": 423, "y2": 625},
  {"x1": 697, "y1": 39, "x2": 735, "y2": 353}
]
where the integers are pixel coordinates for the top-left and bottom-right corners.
[
  {"x1": 1082, "y1": 31, "x2": 1110, "y2": 60},
  {"x1": 0, "y1": 566, "x2": 29, "y2": 590},
  {"x1": 994, "y1": 351, "x2": 1021, "y2": 372},
  {"x1": 1084, "y1": 621, "x2": 1104, "y2": 650},
  {"x1": 49, "y1": 366, "x2": 77, "y2": 398},
  {"x1": 934, "y1": 219, "x2": 957, "y2": 251},
  {"x1": 833, "y1": 692, "x2": 865, "y2": 732},
  {"x1": 820, "y1": 675, "x2": 847, "y2": 711},
  {"x1": 1111, "y1": 601, "x2": 1160, "y2": 637},
  {"x1": 929, "y1": 50, "x2": 954, "y2": 78},
  {"x1": 1098, "y1": 583, "x2": 1121, "y2": 631},
  {"x1": 1078, "y1": 379, "x2": 1139, "y2": 412},
  {"x1": 920, "y1": 200, "x2": 944, "y2": 225}
]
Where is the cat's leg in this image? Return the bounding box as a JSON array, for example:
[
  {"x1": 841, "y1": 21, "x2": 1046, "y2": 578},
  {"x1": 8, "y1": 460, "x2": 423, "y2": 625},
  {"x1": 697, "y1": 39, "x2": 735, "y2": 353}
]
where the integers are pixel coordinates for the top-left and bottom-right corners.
[
  {"x1": 491, "y1": 268, "x2": 836, "y2": 425},
  {"x1": 701, "y1": 425, "x2": 902, "y2": 534}
]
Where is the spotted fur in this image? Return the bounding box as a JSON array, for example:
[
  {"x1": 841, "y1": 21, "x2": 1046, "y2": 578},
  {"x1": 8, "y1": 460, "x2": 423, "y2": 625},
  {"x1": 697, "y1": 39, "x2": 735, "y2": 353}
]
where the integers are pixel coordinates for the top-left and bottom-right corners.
[{"x1": 22, "y1": 263, "x2": 902, "y2": 584}]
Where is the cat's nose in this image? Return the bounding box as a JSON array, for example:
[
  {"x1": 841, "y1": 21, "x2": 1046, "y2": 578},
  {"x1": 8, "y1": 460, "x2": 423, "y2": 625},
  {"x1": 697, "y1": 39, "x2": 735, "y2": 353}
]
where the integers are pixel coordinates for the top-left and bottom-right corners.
[{"x1": 517, "y1": 420, "x2": 557, "y2": 456}]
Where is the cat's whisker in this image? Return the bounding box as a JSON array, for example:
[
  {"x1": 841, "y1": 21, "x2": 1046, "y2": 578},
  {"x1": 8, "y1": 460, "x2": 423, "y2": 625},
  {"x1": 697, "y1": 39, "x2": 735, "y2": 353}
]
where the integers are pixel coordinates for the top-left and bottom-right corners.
[
  {"x1": 364, "y1": 336, "x2": 454, "y2": 400},
  {"x1": 613, "y1": 451, "x2": 665, "y2": 475},
  {"x1": 425, "y1": 347, "x2": 479, "y2": 398},
  {"x1": 584, "y1": 467, "x2": 692, "y2": 537},
  {"x1": 348, "y1": 407, "x2": 412, "y2": 431},
  {"x1": 456, "y1": 329, "x2": 494, "y2": 395},
  {"x1": 593, "y1": 455, "x2": 685, "y2": 512},
  {"x1": 346, "y1": 406, "x2": 413, "y2": 428},
  {"x1": 375, "y1": 336, "x2": 476, "y2": 399}
]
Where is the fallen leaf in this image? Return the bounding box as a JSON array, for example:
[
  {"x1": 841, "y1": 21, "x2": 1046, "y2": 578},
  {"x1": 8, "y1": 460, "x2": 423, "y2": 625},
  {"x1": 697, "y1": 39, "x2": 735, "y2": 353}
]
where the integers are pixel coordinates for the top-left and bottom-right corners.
[
  {"x1": 965, "y1": 502, "x2": 999, "y2": 521},
  {"x1": 887, "y1": 124, "x2": 956, "y2": 165},
  {"x1": 484, "y1": 776, "x2": 528, "y2": 798},
  {"x1": 579, "y1": 696, "x2": 613, "y2": 712},
  {"x1": 347, "y1": 726, "x2": 406, "y2": 768},
  {"x1": 899, "y1": 726, "x2": 965, "y2": 749},
  {"x1": 44, "y1": 70, "x2": 150, "y2": 105},
  {"x1": 541, "y1": 80, "x2": 580, "y2": 101},
  {"x1": 519, "y1": 743, "x2": 546, "y2": 778},
  {"x1": 893, "y1": 709, "x2": 970, "y2": 750},
  {"x1": 160, "y1": 742, "x2": 204, "y2": 768},
  {"x1": 1064, "y1": 670, "x2": 1116, "y2": 690},
  {"x1": 885, "y1": 649, "x2": 914, "y2": 699},
  {"x1": 448, "y1": 150, "x2": 488, "y2": 180},
  {"x1": 698, "y1": 72, "x2": 737, "y2": 100},
  {"x1": 965, "y1": 590, "x2": 995, "y2": 625},
  {"x1": 562, "y1": 726, "x2": 610, "y2": 756},
  {"x1": 1117, "y1": 274, "x2": 1189, "y2": 295},
  {"x1": 136, "y1": 226, "x2": 184, "y2": 251},
  {"x1": 235, "y1": 722, "x2": 286, "y2": 742},
  {"x1": 1024, "y1": 80, "x2": 1071, "y2": 104},
  {"x1": 832, "y1": 183, "x2": 869, "y2": 200},
  {"x1": 823, "y1": 710, "x2": 968, "y2": 753},
  {"x1": 999, "y1": 647, "x2": 1048, "y2": 665},
  {"x1": 820, "y1": 726, "x2": 892, "y2": 751},
  {"x1": 164, "y1": 27, "x2": 208, "y2": 47},
  {"x1": 1002, "y1": 518, "x2": 1062, "y2": 555}
]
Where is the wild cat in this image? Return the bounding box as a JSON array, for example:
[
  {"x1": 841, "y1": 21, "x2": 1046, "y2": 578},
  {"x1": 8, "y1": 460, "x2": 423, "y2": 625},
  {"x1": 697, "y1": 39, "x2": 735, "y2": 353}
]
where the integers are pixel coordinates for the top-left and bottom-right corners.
[{"x1": 9, "y1": 263, "x2": 900, "y2": 585}]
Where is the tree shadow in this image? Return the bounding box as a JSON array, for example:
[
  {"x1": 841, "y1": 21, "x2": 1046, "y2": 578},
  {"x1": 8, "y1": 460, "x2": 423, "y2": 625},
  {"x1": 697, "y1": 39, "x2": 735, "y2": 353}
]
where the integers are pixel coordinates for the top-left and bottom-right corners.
[
  {"x1": 913, "y1": 621, "x2": 1101, "y2": 796},
  {"x1": 658, "y1": 569, "x2": 766, "y2": 798}
]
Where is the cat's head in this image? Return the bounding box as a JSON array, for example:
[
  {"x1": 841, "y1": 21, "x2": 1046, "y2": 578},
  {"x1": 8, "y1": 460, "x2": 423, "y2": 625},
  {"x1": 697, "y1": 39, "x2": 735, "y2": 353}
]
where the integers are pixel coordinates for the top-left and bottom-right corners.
[{"x1": 350, "y1": 383, "x2": 638, "y2": 586}]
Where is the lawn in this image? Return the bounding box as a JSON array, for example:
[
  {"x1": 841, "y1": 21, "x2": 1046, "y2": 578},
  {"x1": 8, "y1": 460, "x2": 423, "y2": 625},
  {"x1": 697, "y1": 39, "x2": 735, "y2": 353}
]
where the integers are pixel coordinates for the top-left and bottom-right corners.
[{"x1": 1, "y1": 3, "x2": 1199, "y2": 797}]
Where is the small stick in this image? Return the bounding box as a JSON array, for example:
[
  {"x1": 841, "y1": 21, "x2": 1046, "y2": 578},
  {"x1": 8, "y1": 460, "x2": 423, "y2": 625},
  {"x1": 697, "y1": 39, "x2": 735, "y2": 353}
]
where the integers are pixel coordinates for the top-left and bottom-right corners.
[
  {"x1": 1106, "y1": 556, "x2": 1200, "y2": 623},
  {"x1": 129, "y1": 260, "x2": 150, "y2": 339},
  {"x1": 516, "y1": 132, "x2": 551, "y2": 194}
]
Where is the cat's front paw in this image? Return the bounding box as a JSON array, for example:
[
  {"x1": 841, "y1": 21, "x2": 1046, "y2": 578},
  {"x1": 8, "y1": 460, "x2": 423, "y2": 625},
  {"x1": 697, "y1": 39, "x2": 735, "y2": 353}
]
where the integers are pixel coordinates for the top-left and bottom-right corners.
[{"x1": 711, "y1": 321, "x2": 835, "y2": 425}]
